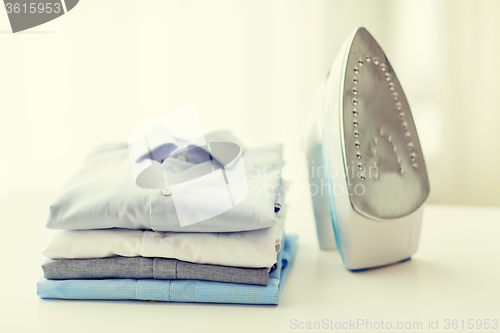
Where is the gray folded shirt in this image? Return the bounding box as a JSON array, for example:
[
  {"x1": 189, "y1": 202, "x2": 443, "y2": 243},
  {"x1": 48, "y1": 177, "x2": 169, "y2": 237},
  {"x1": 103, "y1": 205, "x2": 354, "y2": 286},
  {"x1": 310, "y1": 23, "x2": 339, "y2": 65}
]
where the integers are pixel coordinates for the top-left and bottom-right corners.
[
  {"x1": 42, "y1": 257, "x2": 269, "y2": 286},
  {"x1": 47, "y1": 131, "x2": 283, "y2": 232}
]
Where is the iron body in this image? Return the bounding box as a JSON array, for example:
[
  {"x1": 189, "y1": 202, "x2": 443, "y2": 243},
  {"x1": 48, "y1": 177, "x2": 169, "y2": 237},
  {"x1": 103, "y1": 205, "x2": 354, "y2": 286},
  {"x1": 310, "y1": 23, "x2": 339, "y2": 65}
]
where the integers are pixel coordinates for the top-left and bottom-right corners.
[{"x1": 304, "y1": 27, "x2": 430, "y2": 270}]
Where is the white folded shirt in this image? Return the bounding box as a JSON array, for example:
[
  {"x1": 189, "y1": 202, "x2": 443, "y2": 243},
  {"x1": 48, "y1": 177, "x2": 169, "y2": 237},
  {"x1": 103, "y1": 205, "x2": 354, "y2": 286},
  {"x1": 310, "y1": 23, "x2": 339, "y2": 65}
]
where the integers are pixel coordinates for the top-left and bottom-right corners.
[{"x1": 43, "y1": 206, "x2": 286, "y2": 269}]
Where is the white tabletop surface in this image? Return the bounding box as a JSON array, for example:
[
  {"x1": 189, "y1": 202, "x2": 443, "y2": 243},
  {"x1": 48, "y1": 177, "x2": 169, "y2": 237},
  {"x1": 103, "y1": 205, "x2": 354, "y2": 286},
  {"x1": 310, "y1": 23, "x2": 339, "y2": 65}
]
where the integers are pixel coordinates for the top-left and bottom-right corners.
[{"x1": 1, "y1": 192, "x2": 499, "y2": 333}]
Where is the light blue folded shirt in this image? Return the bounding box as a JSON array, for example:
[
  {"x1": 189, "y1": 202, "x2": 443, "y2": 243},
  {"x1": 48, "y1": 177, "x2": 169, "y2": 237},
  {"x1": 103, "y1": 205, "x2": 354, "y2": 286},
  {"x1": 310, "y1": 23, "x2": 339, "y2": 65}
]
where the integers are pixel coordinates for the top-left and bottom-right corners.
[
  {"x1": 37, "y1": 235, "x2": 298, "y2": 305},
  {"x1": 47, "y1": 131, "x2": 284, "y2": 233}
]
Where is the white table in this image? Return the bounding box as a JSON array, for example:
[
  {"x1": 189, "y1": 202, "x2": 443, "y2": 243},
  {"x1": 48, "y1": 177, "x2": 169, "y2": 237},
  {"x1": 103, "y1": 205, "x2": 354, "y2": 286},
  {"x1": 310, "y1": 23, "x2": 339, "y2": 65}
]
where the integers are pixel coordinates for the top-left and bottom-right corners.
[{"x1": 1, "y1": 192, "x2": 499, "y2": 333}]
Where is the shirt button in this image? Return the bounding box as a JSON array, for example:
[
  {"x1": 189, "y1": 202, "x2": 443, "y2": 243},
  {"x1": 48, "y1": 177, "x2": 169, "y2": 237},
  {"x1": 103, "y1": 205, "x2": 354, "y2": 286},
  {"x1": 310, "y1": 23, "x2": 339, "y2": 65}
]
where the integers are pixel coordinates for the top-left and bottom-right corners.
[
  {"x1": 161, "y1": 189, "x2": 171, "y2": 196},
  {"x1": 172, "y1": 166, "x2": 182, "y2": 173},
  {"x1": 176, "y1": 155, "x2": 186, "y2": 162}
]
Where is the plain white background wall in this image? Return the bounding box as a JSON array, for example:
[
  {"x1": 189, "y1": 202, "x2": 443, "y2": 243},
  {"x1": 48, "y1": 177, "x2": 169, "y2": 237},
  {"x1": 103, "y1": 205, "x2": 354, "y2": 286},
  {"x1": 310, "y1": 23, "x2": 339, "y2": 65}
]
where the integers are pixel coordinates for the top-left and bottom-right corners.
[{"x1": 0, "y1": 0, "x2": 498, "y2": 207}]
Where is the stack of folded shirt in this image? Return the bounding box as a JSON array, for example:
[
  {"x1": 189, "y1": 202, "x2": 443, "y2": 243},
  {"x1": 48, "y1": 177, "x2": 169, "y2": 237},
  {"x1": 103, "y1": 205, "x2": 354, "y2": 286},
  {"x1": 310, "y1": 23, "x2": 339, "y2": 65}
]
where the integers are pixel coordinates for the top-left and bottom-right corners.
[{"x1": 37, "y1": 131, "x2": 298, "y2": 305}]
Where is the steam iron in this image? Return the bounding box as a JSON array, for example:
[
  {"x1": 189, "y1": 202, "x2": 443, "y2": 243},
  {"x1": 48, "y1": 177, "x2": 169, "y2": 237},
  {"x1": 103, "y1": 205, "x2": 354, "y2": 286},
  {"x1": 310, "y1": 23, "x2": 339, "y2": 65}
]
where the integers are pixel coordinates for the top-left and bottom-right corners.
[{"x1": 304, "y1": 27, "x2": 430, "y2": 271}]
